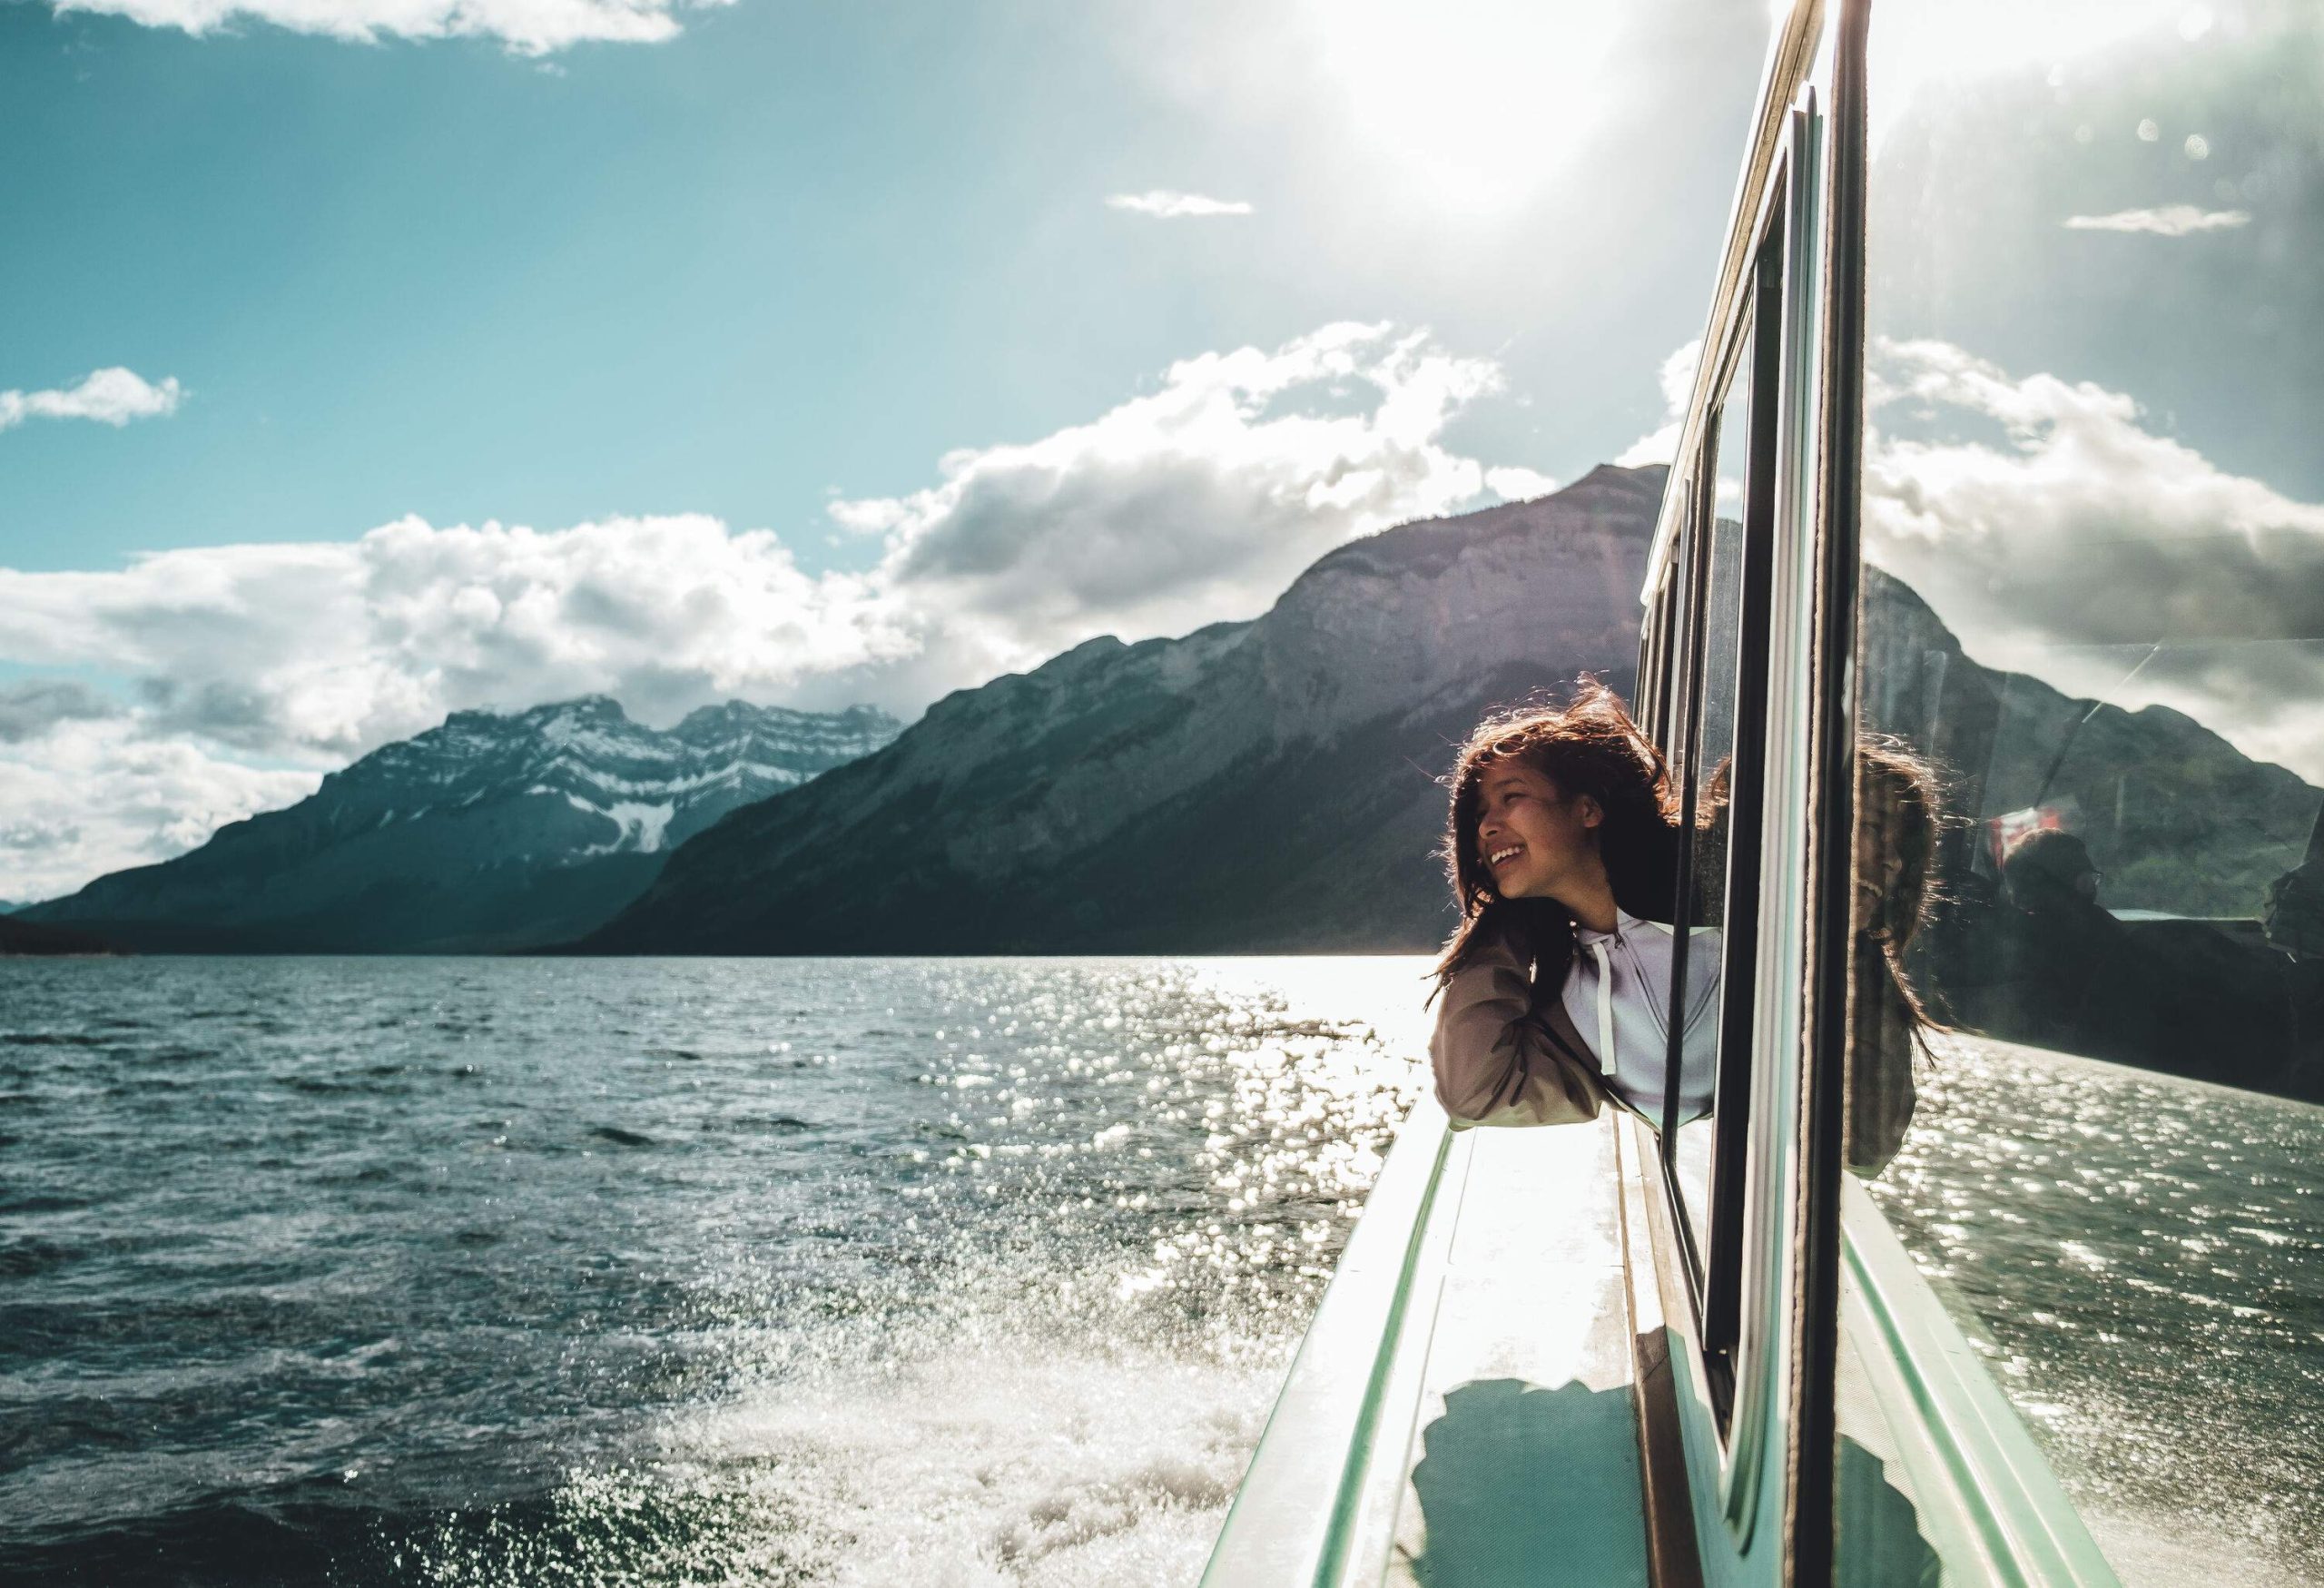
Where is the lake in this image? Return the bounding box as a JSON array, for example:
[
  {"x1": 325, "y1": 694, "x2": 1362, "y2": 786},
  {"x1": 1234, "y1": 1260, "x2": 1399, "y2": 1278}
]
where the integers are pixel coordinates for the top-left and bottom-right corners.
[{"x1": 3, "y1": 957, "x2": 2319, "y2": 1585}]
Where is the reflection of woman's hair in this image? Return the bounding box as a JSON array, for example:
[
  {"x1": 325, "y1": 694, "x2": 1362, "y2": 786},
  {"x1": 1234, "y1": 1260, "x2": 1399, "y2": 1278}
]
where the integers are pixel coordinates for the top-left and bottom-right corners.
[
  {"x1": 1850, "y1": 736, "x2": 1948, "y2": 1171},
  {"x1": 1855, "y1": 736, "x2": 1945, "y2": 1036},
  {"x1": 1432, "y1": 680, "x2": 1680, "y2": 994}
]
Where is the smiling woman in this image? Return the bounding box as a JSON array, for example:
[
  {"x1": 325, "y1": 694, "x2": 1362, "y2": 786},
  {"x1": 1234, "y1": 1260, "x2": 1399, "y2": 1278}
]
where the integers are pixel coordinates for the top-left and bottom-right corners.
[
  {"x1": 1425, "y1": 682, "x2": 1721, "y2": 1134},
  {"x1": 1206, "y1": 5, "x2": 2324, "y2": 1583}
]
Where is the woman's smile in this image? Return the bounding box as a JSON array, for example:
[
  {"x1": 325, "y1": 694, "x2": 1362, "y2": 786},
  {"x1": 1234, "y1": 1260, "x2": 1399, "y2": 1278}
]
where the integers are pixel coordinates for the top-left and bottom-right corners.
[{"x1": 1474, "y1": 760, "x2": 1601, "y2": 903}]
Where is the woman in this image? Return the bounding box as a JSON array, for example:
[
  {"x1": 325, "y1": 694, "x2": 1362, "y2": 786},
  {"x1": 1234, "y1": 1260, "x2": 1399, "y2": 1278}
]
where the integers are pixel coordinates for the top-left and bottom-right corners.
[
  {"x1": 1427, "y1": 682, "x2": 1718, "y2": 1130},
  {"x1": 1426, "y1": 685, "x2": 1944, "y2": 1177}
]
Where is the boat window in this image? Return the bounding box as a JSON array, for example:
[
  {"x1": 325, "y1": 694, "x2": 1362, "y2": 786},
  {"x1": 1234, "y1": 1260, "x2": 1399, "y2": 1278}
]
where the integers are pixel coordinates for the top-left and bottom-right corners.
[
  {"x1": 1641, "y1": 566, "x2": 1681, "y2": 752},
  {"x1": 1655, "y1": 222, "x2": 1783, "y2": 1372},
  {"x1": 1836, "y1": 5, "x2": 2324, "y2": 1583},
  {"x1": 1659, "y1": 323, "x2": 1749, "y2": 1241}
]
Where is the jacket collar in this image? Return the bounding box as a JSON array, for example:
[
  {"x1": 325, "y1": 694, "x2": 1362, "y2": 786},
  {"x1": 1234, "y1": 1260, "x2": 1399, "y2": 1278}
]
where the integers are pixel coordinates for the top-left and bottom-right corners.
[{"x1": 1574, "y1": 908, "x2": 1668, "y2": 944}]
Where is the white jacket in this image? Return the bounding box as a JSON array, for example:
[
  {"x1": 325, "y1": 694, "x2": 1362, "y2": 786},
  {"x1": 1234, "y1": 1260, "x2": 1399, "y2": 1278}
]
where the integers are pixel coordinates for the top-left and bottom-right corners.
[{"x1": 1432, "y1": 915, "x2": 1720, "y2": 1129}]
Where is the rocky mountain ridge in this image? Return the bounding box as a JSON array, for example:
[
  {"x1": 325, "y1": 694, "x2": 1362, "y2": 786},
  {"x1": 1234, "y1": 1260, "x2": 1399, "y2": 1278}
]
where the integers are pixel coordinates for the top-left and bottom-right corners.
[
  {"x1": 1859, "y1": 567, "x2": 2319, "y2": 921},
  {"x1": 25, "y1": 697, "x2": 900, "y2": 952},
  {"x1": 578, "y1": 465, "x2": 1669, "y2": 953}
]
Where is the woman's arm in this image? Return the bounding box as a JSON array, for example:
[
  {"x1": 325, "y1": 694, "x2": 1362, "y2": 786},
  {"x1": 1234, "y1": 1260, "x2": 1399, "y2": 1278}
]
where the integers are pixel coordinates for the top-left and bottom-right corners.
[{"x1": 1431, "y1": 928, "x2": 1604, "y2": 1129}]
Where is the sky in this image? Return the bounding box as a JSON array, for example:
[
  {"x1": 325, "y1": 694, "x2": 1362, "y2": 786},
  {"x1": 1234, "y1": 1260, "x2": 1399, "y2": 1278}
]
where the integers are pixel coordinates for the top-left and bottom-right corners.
[
  {"x1": 0, "y1": 0, "x2": 1777, "y2": 899},
  {"x1": 10, "y1": 0, "x2": 2316, "y2": 906},
  {"x1": 1851, "y1": 1, "x2": 2324, "y2": 792}
]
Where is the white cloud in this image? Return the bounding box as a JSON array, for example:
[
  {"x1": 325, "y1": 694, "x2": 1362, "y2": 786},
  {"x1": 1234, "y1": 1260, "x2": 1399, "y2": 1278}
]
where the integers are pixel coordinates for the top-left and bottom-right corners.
[
  {"x1": 1483, "y1": 466, "x2": 1557, "y2": 500},
  {"x1": 2063, "y1": 205, "x2": 2251, "y2": 236},
  {"x1": 44, "y1": 0, "x2": 734, "y2": 54},
  {"x1": 0, "y1": 516, "x2": 919, "y2": 761},
  {"x1": 1865, "y1": 337, "x2": 2324, "y2": 780},
  {"x1": 1105, "y1": 190, "x2": 1255, "y2": 219},
  {"x1": 841, "y1": 321, "x2": 1507, "y2": 675},
  {"x1": 0, "y1": 680, "x2": 123, "y2": 742},
  {"x1": 1616, "y1": 337, "x2": 1700, "y2": 467},
  {"x1": 0, "y1": 368, "x2": 182, "y2": 432},
  {"x1": 0, "y1": 718, "x2": 319, "y2": 903},
  {"x1": 1, "y1": 321, "x2": 1550, "y2": 894}
]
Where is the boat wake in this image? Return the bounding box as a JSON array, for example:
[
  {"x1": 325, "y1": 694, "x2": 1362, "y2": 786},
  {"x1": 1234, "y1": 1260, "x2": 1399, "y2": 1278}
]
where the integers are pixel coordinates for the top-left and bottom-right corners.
[{"x1": 407, "y1": 1345, "x2": 1275, "y2": 1587}]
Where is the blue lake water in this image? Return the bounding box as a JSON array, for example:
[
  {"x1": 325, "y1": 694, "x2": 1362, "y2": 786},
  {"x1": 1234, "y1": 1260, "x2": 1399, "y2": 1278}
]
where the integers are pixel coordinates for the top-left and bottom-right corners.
[
  {"x1": 3, "y1": 957, "x2": 2319, "y2": 1585},
  {"x1": 1872, "y1": 1033, "x2": 2324, "y2": 1587},
  {"x1": 0, "y1": 957, "x2": 1435, "y2": 1587}
]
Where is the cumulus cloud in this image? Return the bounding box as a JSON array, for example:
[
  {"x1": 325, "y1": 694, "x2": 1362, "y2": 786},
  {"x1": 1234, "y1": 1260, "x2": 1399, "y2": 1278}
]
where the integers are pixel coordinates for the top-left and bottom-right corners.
[
  {"x1": 0, "y1": 516, "x2": 918, "y2": 760},
  {"x1": 1483, "y1": 465, "x2": 1557, "y2": 500},
  {"x1": 0, "y1": 680, "x2": 124, "y2": 743},
  {"x1": 1105, "y1": 190, "x2": 1255, "y2": 219},
  {"x1": 1865, "y1": 336, "x2": 2324, "y2": 780},
  {"x1": 44, "y1": 0, "x2": 733, "y2": 54},
  {"x1": 848, "y1": 322, "x2": 1508, "y2": 669},
  {"x1": 1, "y1": 321, "x2": 1552, "y2": 893},
  {"x1": 1615, "y1": 338, "x2": 1701, "y2": 467},
  {"x1": 0, "y1": 368, "x2": 182, "y2": 432},
  {"x1": 2063, "y1": 205, "x2": 2250, "y2": 236},
  {"x1": 0, "y1": 719, "x2": 319, "y2": 902}
]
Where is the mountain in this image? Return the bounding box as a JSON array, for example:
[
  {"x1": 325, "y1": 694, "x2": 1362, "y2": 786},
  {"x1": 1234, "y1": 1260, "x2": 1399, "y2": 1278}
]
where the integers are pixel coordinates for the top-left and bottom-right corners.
[
  {"x1": 577, "y1": 465, "x2": 1669, "y2": 954},
  {"x1": 1858, "y1": 567, "x2": 2320, "y2": 921},
  {"x1": 24, "y1": 697, "x2": 901, "y2": 952},
  {"x1": 1860, "y1": 567, "x2": 2324, "y2": 1097},
  {"x1": 0, "y1": 915, "x2": 113, "y2": 956}
]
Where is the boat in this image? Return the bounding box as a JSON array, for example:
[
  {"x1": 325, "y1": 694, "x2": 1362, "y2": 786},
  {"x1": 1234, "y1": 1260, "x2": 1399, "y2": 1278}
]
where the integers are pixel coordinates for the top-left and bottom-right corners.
[{"x1": 1202, "y1": 1, "x2": 2324, "y2": 1583}]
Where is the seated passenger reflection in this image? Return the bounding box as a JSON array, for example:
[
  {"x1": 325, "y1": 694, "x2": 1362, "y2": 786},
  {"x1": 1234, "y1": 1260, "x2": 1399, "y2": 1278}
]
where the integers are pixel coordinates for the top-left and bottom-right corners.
[
  {"x1": 2004, "y1": 828, "x2": 2102, "y2": 912},
  {"x1": 1990, "y1": 827, "x2": 2150, "y2": 1060},
  {"x1": 1426, "y1": 684, "x2": 1719, "y2": 1131},
  {"x1": 1914, "y1": 792, "x2": 2302, "y2": 1093}
]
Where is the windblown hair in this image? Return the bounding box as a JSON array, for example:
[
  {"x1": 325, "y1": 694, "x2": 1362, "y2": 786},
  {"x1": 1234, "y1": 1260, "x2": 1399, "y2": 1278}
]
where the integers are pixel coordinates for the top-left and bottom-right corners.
[
  {"x1": 1847, "y1": 735, "x2": 1950, "y2": 1173},
  {"x1": 1854, "y1": 735, "x2": 1946, "y2": 1036},
  {"x1": 1431, "y1": 679, "x2": 1680, "y2": 996}
]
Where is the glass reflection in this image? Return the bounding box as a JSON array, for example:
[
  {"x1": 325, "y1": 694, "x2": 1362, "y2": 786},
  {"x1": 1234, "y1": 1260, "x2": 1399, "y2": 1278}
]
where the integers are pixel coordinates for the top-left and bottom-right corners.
[
  {"x1": 1846, "y1": 739, "x2": 1942, "y2": 1175},
  {"x1": 1664, "y1": 324, "x2": 1753, "y2": 1236},
  {"x1": 1845, "y1": 4, "x2": 2324, "y2": 1583}
]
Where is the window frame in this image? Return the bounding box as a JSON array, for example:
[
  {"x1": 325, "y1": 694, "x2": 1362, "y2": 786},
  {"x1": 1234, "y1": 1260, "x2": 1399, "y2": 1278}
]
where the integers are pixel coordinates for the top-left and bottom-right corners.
[
  {"x1": 1701, "y1": 237, "x2": 1787, "y2": 1364},
  {"x1": 1629, "y1": 87, "x2": 1830, "y2": 1563},
  {"x1": 1649, "y1": 173, "x2": 1791, "y2": 1424}
]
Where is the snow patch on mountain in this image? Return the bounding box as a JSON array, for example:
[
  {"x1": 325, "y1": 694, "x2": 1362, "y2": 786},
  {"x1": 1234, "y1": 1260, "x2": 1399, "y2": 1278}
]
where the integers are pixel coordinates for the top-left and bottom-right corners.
[{"x1": 596, "y1": 801, "x2": 676, "y2": 853}]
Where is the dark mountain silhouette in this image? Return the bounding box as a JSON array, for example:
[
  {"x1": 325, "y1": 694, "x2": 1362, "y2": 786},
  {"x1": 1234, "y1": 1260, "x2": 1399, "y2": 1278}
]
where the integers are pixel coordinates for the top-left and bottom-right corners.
[{"x1": 0, "y1": 914, "x2": 115, "y2": 956}]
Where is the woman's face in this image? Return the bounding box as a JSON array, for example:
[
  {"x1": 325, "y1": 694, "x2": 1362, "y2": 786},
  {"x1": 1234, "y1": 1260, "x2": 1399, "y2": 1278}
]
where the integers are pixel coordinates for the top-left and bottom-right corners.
[{"x1": 1475, "y1": 759, "x2": 1602, "y2": 903}]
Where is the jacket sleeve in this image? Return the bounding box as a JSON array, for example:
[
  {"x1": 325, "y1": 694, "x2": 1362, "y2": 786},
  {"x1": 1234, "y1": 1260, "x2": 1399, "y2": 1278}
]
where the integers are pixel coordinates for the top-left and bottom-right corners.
[{"x1": 1430, "y1": 930, "x2": 1603, "y2": 1129}]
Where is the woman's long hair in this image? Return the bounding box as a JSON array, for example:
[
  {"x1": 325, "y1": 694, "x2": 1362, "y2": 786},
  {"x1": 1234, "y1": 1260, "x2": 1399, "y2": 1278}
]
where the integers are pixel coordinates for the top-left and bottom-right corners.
[
  {"x1": 1854, "y1": 735, "x2": 1947, "y2": 1042},
  {"x1": 1431, "y1": 680, "x2": 1680, "y2": 997},
  {"x1": 1847, "y1": 735, "x2": 1950, "y2": 1172}
]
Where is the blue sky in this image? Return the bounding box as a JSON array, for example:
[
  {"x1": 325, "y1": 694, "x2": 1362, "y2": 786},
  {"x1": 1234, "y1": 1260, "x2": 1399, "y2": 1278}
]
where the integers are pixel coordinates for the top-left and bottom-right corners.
[
  {"x1": 6, "y1": 0, "x2": 2320, "y2": 902},
  {"x1": 0, "y1": 0, "x2": 1766, "y2": 577},
  {"x1": 0, "y1": 0, "x2": 1778, "y2": 895}
]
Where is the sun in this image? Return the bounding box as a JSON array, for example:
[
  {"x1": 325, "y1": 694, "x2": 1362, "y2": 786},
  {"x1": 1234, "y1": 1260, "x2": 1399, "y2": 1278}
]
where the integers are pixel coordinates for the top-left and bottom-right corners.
[{"x1": 1299, "y1": 0, "x2": 1631, "y2": 216}]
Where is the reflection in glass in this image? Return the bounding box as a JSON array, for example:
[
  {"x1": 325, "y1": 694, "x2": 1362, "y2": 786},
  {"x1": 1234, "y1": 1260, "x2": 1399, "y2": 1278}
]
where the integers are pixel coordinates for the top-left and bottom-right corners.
[
  {"x1": 1845, "y1": 739, "x2": 1942, "y2": 1176},
  {"x1": 1843, "y1": 4, "x2": 2324, "y2": 1582},
  {"x1": 1664, "y1": 324, "x2": 1752, "y2": 1237}
]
